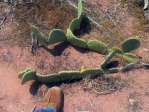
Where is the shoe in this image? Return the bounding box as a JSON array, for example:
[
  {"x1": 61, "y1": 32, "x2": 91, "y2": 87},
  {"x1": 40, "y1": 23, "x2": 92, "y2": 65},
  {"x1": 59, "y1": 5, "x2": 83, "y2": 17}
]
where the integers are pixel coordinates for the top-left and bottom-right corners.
[{"x1": 42, "y1": 86, "x2": 64, "y2": 112}]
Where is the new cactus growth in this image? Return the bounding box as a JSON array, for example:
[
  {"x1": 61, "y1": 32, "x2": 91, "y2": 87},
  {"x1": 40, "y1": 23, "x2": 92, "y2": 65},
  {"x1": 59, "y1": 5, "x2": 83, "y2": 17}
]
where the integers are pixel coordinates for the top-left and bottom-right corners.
[
  {"x1": 48, "y1": 29, "x2": 67, "y2": 44},
  {"x1": 31, "y1": 25, "x2": 48, "y2": 45},
  {"x1": 69, "y1": 0, "x2": 83, "y2": 32},
  {"x1": 87, "y1": 40, "x2": 108, "y2": 54},
  {"x1": 121, "y1": 37, "x2": 140, "y2": 52},
  {"x1": 78, "y1": 0, "x2": 83, "y2": 19}
]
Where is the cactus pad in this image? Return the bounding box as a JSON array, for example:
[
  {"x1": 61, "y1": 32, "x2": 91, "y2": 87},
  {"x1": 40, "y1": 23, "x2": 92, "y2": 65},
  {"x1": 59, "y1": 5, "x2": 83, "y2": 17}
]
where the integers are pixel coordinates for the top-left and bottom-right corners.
[
  {"x1": 21, "y1": 70, "x2": 36, "y2": 85},
  {"x1": 78, "y1": 0, "x2": 83, "y2": 19},
  {"x1": 87, "y1": 40, "x2": 108, "y2": 54},
  {"x1": 121, "y1": 37, "x2": 140, "y2": 52},
  {"x1": 123, "y1": 53, "x2": 139, "y2": 63},
  {"x1": 69, "y1": 18, "x2": 82, "y2": 32},
  {"x1": 82, "y1": 68, "x2": 104, "y2": 78},
  {"x1": 48, "y1": 29, "x2": 67, "y2": 44},
  {"x1": 36, "y1": 73, "x2": 60, "y2": 83},
  {"x1": 58, "y1": 71, "x2": 82, "y2": 81},
  {"x1": 66, "y1": 29, "x2": 88, "y2": 48},
  {"x1": 18, "y1": 67, "x2": 32, "y2": 79},
  {"x1": 112, "y1": 47, "x2": 123, "y2": 57},
  {"x1": 100, "y1": 50, "x2": 115, "y2": 68},
  {"x1": 31, "y1": 25, "x2": 48, "y2": 45}
]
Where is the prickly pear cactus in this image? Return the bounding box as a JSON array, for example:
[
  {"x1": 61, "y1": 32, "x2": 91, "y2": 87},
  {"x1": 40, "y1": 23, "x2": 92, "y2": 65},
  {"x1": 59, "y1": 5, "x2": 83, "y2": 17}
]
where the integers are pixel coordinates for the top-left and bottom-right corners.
[
  {"x1": 81, "y1": 68, "x2": 104, "y2": 78},
  {"x1": 21, "y1": 70, "x2": 36, "y2": 85},
  {"x1": 66, "y1": 29, "x2": 88, "y2": 48},
  {"x1": 121, "y1": 37, "x2": 140, "y2": 52},
  {"x1": 100, "y1": 50, "x2": 116, "y2": 69},
  {"x1": 58, "y1": 71, "x2": 82, "y2": 81},
  {"x1": 36, "y1": 73, "x2": 60, "y2": 83},
  {"x1": 18, "y1": 67, "x2": 32, "y2": 79},
  {"x1": 87, "y1": 40, "x2": 108, "y2": 54},
  {"x1": 31, "y1": 25, "x2": 48, "y2": 45},
  {"x1": 78, "y1": 0, "x2": 83, "y2": 19},
  {"x1": 69, "y1": 18, "x2": 82, "y2": 32},
  {"x1": 48, "y1": 29, "x2": 67, "y2": 44},
  {"x1": 123, "y1": 53, "x2": 139, "y2": 63}
]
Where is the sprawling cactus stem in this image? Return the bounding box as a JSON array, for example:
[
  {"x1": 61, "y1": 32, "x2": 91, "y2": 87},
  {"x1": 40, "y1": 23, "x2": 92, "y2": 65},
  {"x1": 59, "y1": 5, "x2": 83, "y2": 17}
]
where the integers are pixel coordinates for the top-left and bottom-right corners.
[
  {"x1": 87, "y1": 40, "x2": 108, "y2": 54},
  {"x1": 18, "y1": 67, "x2": 32, "y2": 79},
  {"x1": 48, "y1": 29, "x2": 67, "y2": 44},
  {"x1": 144, "y1": 0, "x2": 149, "y2": 9},
  {"x1": 123, "y1": 53, "x2": 139, "y2": 63},
  {"x1": 36, "y1": 73, "x2": 60, "y2": 83},
  {"x1": 58, "y1": 71, "x2": 82, "y2": 81},
  {"x1": 121, "y1": 37, "x2": 140, "y2": 53},
  {"x1": 31, "y1": 25, "x2": 48, "y2": 45},
  {"x1": 81, "y1": 68, "x2": 104, "y2": 78},
  {"x1": 21, "y1": 70, "x2": 37, "y2": 85},
  {"x1": 66, "y1": 29, "x2": 88, "y2": 48}
]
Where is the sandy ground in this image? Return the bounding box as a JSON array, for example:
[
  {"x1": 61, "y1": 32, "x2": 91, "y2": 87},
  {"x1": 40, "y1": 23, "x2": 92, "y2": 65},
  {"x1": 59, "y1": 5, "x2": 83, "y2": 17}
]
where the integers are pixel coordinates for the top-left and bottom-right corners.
[{"x1": 0, "y1": 0, "x2": 149, "y2": 112}]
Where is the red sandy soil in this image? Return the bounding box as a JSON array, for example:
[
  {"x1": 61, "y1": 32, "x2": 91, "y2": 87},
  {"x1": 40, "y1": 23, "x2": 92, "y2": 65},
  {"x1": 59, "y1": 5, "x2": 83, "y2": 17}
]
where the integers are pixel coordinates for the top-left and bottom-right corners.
[
  {"x1": 0, "y1": 0, "x2": 149, "y2": 112},
  {"x1": 0, "y1": 46, "x2": 149, "y2": 112}
]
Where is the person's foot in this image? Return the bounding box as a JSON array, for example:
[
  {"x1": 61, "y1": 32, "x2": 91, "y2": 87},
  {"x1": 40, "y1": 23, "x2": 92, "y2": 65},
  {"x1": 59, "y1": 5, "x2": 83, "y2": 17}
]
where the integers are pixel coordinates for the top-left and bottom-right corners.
[{"x1": 42, "y1": 86, "x2": 64, "y2": 112}]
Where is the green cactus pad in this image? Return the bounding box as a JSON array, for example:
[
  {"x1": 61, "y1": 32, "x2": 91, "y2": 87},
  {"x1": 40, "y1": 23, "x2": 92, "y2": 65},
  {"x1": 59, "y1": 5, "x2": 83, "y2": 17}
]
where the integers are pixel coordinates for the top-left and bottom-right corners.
[
  {"x1": 87, "y1": 40, "x2": 108, "y2": 54},
  {"x1": 78, "y1": 0, "x2": 83, "y2": 19},
  {"x1": 31, "y1": 25, "x2": 48, "y2": 45},
  {"x1": 21, "y1": 70, "x2": 37, "y2": 85},
  {"x1": 18, "y1": 68, "x2": 32, "y2": 79},
  {"x1": 36, "y1": 73, "x2": 60, "y2": 83},
  {"x1": 58, "y1": 71, "x2": 82, "y2": 81},
  {"x1": 123, "y1": 53, "x2": 139, "y2": 63},
  {"x1": 69, "y1": 18, "x2": 82, "y2": 32},
  {"x1": 121, "y1": 37, "x2": 140, "y2": 52},
  {"x1": 100, "y1": 50, "x2": 115, "y2": 68},
  {"x1": 66, "y1": 29, "x2": 88, "y2": 48},
  {"x1": 48, "y1": 29, "x2": 67, "y2": 44},
  {"x1": 82, "y1": 68, "x2": 104, "y2": 78}
]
